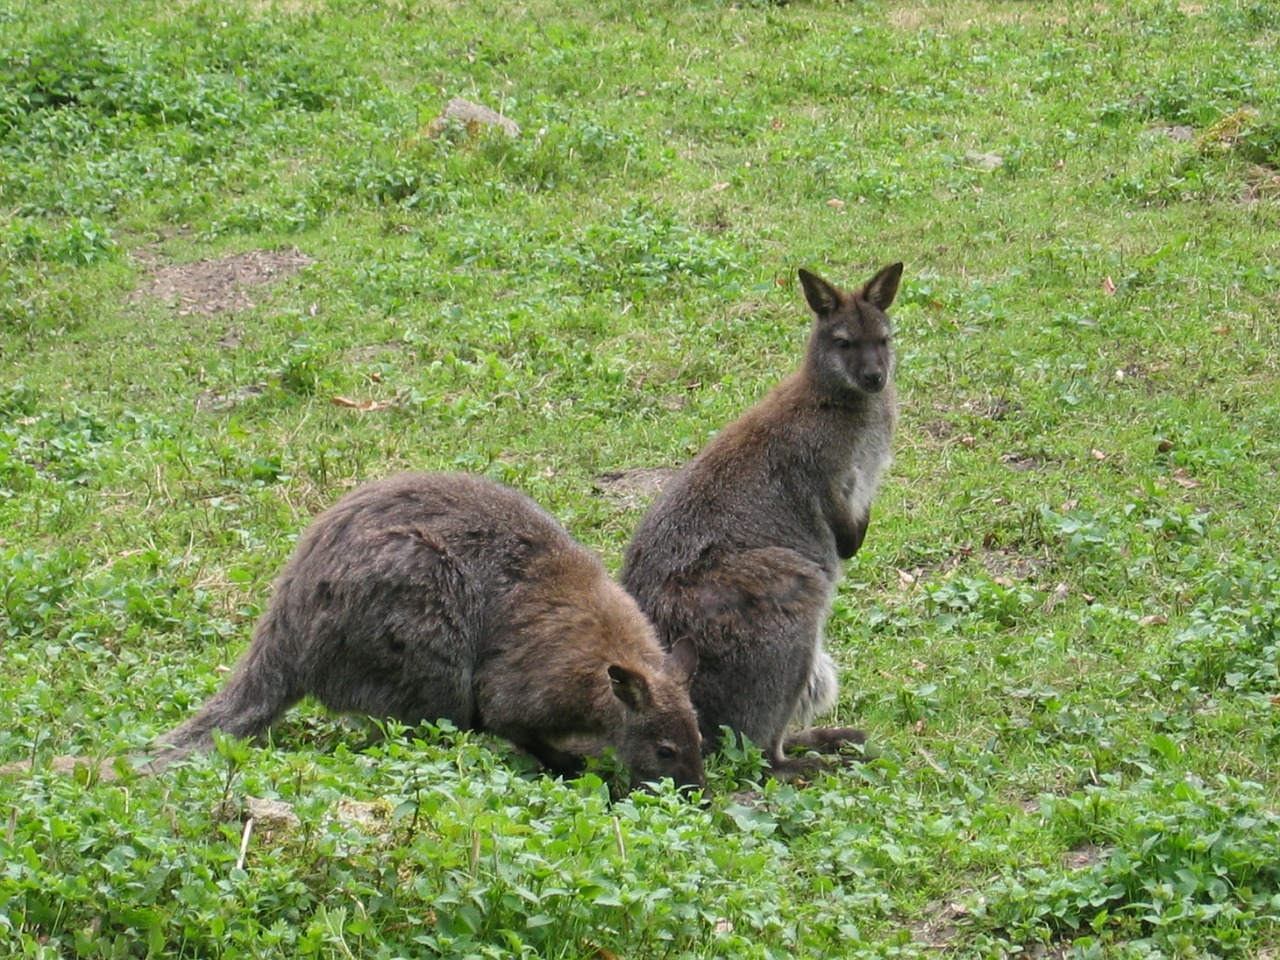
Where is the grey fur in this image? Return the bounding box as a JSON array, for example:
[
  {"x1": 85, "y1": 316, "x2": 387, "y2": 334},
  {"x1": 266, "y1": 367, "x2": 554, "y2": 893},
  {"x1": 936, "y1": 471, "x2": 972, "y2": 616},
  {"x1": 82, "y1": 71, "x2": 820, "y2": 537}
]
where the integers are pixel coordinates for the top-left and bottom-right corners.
[
  {"x1": 621, "y1": 263, "x2": 902, "y2": 778},
  {"x1": 154, "y1": 472, "x2": 705, "y2": 792}
]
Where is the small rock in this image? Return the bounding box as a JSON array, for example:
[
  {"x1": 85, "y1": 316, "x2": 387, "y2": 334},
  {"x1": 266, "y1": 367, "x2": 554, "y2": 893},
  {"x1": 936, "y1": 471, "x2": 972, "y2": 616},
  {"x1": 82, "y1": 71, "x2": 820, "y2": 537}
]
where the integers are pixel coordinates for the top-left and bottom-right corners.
[
  {"x1": 425, "y1": 98, "x2": 520, "y2": 139},
  {"x1": 1154, "y1": 125, "x2": 1195, "y2": 141},
  {"x1": 246, "y1": 797, "x2": 302, "y2": 832},
  {"x1": 964, "y1": 150, "x2": 1004, "y2": 172}
]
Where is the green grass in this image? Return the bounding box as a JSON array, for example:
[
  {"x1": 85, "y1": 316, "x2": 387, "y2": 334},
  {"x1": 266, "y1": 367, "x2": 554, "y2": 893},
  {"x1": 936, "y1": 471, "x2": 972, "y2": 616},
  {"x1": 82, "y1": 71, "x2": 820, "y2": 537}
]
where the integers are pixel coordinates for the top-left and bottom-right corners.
[{"x1": 3, "y1": 0, "x2": 1280, "y2": 956}]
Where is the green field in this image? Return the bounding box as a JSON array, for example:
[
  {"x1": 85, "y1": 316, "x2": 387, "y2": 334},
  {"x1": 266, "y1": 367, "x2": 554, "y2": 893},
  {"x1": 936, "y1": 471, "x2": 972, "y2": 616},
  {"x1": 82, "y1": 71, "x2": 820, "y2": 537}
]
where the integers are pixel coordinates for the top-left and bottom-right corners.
[{"x1": 3, "y1": 0, "x2": 1279, "y2": 956}]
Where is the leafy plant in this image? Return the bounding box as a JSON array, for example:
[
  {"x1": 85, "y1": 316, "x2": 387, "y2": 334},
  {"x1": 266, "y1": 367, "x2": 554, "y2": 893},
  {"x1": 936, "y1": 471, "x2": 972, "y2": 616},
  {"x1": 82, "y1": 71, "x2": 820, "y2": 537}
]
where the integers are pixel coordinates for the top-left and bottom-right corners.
[{"x1": 2, "y1": 0, "x2": 1280, "y2": 956}]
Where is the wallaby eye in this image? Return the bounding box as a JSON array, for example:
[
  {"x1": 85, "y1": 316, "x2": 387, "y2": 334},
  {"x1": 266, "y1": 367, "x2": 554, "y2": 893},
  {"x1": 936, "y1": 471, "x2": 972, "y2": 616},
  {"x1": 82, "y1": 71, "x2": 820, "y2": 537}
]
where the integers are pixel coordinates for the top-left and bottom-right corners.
[
  {"x1": 879, "y1": 336, "x2": 891, "y2": 347},
  {"x1": 832, "y1": 335, "x2": 852, "y2": 349},
  {"x1": 656, "y1": 744, "x2": 677, "y2": 760}
]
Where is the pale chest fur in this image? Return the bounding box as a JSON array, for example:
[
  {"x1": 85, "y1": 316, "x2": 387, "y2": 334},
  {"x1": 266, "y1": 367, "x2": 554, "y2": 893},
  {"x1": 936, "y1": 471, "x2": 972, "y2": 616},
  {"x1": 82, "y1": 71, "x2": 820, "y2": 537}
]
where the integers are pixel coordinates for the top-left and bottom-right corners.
[
  {"x1": 837, "y1": 397, "x2": 896, "y2": 522},
  {"x1": 844, "y1": 447, "x2": 891, "y2": 521}
]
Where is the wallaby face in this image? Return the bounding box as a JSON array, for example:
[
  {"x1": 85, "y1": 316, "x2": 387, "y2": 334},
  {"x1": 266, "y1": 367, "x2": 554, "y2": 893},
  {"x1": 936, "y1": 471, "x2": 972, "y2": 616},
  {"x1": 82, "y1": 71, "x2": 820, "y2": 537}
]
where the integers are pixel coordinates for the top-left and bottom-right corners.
[
  {"x1": 149, "y1": 472, "x2": 706, "y2": 795},
  {"x1": 799, "y1": 262, "x2": 901, "y2": 399},
  {"x1": 621, "y1": 263, "x2": 903, "y2": 781},
  {"x1": 608, "y1": 637, "x2": 703, "y2": 790}
]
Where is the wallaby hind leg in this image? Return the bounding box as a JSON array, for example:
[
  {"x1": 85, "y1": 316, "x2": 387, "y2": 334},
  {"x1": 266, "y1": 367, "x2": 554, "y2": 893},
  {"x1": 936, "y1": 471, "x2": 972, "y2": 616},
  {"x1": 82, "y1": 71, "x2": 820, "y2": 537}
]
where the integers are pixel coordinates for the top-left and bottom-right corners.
[
  {"x1": 783, "y1": 726, "x2": 867, "y2": 756},
  {"x1": 781, "y1": 648, "x2": 867, "y2": 763},
  {"x1": 672, "y1": 546, "x2": 834, "y2": 772},
  {"x1": 764, "y1": 752, "x2": 831, "y2": 781},
  {"x1": 761, "y1": 729, "x2": 866, "y2": 781},
  {"x1": 301, "y1": 533, "x2": 483, "y2": 726}
]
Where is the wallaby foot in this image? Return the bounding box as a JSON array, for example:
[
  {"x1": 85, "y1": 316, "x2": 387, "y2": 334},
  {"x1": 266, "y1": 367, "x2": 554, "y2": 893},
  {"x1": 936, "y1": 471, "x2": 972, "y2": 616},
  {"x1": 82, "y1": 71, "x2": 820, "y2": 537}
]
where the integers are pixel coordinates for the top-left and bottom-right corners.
[
  {"x1": 784, "y1": 725, "x2": 867, "y2": 756},
  {"x1": 763, "y1": 752, "x2": 830, "y2": 781},
  {"x1": 764, "y1": 727, "x2": 869, "y2": 781}
]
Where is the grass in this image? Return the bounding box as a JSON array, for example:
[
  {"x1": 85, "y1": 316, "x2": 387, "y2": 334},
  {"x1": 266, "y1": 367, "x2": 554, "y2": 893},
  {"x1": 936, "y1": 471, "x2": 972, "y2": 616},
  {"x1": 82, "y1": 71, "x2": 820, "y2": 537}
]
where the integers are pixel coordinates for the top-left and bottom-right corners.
[{"x1": 2, "y1": 0, "x2": 1280, "y2": 956}]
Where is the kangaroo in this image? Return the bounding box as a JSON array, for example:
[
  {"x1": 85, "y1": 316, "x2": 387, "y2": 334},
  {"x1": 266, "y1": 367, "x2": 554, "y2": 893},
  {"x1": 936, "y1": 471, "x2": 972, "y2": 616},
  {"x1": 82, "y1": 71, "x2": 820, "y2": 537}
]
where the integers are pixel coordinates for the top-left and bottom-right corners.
[
  {"x1": 8, "y1": 473, "x2": 706, "y2": 793},
  {"x1": 620, "y1": 263, "x2": 902, "y2": 779}
]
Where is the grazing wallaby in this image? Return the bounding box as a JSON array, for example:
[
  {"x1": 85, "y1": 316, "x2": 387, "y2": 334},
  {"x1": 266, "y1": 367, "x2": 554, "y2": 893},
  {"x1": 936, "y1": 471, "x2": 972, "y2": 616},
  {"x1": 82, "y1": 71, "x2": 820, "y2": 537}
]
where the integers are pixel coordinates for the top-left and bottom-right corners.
[
  {"x1": 621, "y1": 263, "x2": 902, "y2": 779},
  {"x1": 5, "y1": 473, "x2": 706, "y2": 792},
  {"x1": 161, "y1": 472, "x2": 705, "y2": 790}
]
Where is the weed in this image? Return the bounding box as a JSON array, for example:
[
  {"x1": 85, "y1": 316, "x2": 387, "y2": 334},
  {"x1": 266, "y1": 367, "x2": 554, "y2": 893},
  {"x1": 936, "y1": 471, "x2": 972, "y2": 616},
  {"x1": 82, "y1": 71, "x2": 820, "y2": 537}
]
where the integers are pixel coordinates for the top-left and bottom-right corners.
[{"x1": 2, "y1": 0, "x2": 1279, "y2": 956}]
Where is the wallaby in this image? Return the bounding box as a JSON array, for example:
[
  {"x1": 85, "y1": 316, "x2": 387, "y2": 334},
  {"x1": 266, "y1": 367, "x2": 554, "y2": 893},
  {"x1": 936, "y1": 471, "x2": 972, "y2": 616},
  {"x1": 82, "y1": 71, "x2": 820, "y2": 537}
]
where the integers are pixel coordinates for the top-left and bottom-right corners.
[
  {"x1": 620, "y1": 263, "x2": 902, "y2": 779},
  {"x1": 8, "y1": 473, "x2": 706, "y2": 793}
]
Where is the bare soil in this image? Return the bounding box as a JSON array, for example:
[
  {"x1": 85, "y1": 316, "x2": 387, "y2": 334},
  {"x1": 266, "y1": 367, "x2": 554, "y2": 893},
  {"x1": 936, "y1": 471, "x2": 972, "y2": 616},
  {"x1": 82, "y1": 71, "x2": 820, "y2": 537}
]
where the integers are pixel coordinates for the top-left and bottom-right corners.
[
  {"x1": 131, "y1": 248, "x2": 314, "y2": 316},
  {"x1": 593, "y1": 467, "x2": 678, "y2": 510}
]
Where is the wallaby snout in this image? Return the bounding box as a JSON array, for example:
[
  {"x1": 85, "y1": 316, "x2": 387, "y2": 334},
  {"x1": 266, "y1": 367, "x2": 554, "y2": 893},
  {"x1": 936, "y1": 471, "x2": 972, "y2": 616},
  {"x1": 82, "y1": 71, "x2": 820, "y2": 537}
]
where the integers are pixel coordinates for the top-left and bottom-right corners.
[{"x1": 858, "y1": 365, "x2": 887, "y2": 393}]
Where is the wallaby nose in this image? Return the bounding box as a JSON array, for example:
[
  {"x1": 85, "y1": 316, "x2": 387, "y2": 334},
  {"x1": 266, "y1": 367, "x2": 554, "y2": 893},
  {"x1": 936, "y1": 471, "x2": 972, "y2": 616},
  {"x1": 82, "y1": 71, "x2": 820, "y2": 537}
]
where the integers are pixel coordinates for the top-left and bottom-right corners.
[{"x1": 860, "y1": 369, "x2": 885, "y2": 392}]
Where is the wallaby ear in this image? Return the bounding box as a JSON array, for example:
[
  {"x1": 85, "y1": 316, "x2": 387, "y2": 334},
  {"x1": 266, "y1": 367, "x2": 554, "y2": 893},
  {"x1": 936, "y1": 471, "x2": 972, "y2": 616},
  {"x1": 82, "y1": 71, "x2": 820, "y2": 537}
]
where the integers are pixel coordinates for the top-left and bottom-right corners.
[
  {"x1": 608, "y1": 665, "x2": 652, "y2": 714},
  {"x1": 798, "y1": 268, "x2": 843, "y2": 318},
  {"x1": 858, "y1": 262, "x2": 904, "y2": 311},
  {"x1": 664, "y1": 637, "x2": 698, "y2": 688}
]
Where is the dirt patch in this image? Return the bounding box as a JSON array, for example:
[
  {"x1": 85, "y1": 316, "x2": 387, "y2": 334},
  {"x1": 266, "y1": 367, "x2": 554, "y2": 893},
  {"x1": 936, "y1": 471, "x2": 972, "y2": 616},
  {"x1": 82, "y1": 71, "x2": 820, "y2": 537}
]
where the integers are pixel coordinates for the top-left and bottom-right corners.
[
  {"x1": 423, "y1": 97, "x2": 521, "y2": 139},
  {"x1": 896, "y1": 543, "x2": 1050, "y2": 592},
  {"x1": 1150, "y1": 124, "x2": 1196, "y2": 142},
  {"x1": 1064, "y1": 843, "x2": 1110, "y2": 870},
  {"x1": 132, "y1": 248, "x2": 314, "y2": 317},
  {"x1": 593, "y1": 467, "x2": 678, "y2": 510},
  {"x1": 195, "y1": 383, "x2": 269, "y2": 413},
  {"x1": 979, "y1": 546, "x2": 1049, "y2": 581},
  {"x1": 163, "y1": 0, "x2": 322, "y2": 15},
  {"x1": 1244, "y1": 163, "x2": 1280, "y2": 203},
  {"x1": 887, "y1": 3, "x2": 1052, "y2": 31},
  {"x1": 921, "y1": 418, "x2": 955, "y2": 441},
  {"x1": 888, "y1": 7, "x2": 926, "y2": 30},
  {"x1": 908, "y1": 898, "x2": 971, "y2": 949},
  {"x1": 919, "y1": 396, "x2": 1020, "y2": 444},
  {"x1": 963, "y1": 396, "x2": 1017, "y2": 421},
  {"x1": 999, "y1": 452, "x2": 1044, "y2": 472}
]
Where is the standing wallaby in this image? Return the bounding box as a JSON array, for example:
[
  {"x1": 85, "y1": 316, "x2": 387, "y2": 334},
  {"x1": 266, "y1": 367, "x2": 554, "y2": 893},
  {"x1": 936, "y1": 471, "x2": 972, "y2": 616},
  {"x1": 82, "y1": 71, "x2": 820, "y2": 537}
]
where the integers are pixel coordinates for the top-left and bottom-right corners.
[
  {"x1": 146, "y1": 471, "x2": 706, "y2": 792},
  {"x1": 620, "y1": 263, "x2": 902, "y2": 779}
]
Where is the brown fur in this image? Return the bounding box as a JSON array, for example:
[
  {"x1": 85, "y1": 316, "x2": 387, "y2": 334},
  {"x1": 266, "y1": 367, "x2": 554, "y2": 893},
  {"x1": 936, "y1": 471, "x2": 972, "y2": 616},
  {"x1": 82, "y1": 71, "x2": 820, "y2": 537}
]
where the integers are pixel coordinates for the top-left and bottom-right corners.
[
  {"x1": 621, "y1": 264, "x2": 902, "y2": 779},
  {"x1": 6, "y1": 473, "x2": 705, "y2": 792}
]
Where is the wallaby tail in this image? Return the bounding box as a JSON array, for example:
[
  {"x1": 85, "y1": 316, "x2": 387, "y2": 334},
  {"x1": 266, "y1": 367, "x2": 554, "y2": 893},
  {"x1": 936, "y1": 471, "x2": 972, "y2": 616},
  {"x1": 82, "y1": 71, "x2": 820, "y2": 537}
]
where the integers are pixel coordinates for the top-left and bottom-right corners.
[{"x1": 153, "y1": 642, "x2": 300, "y2": 756}]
